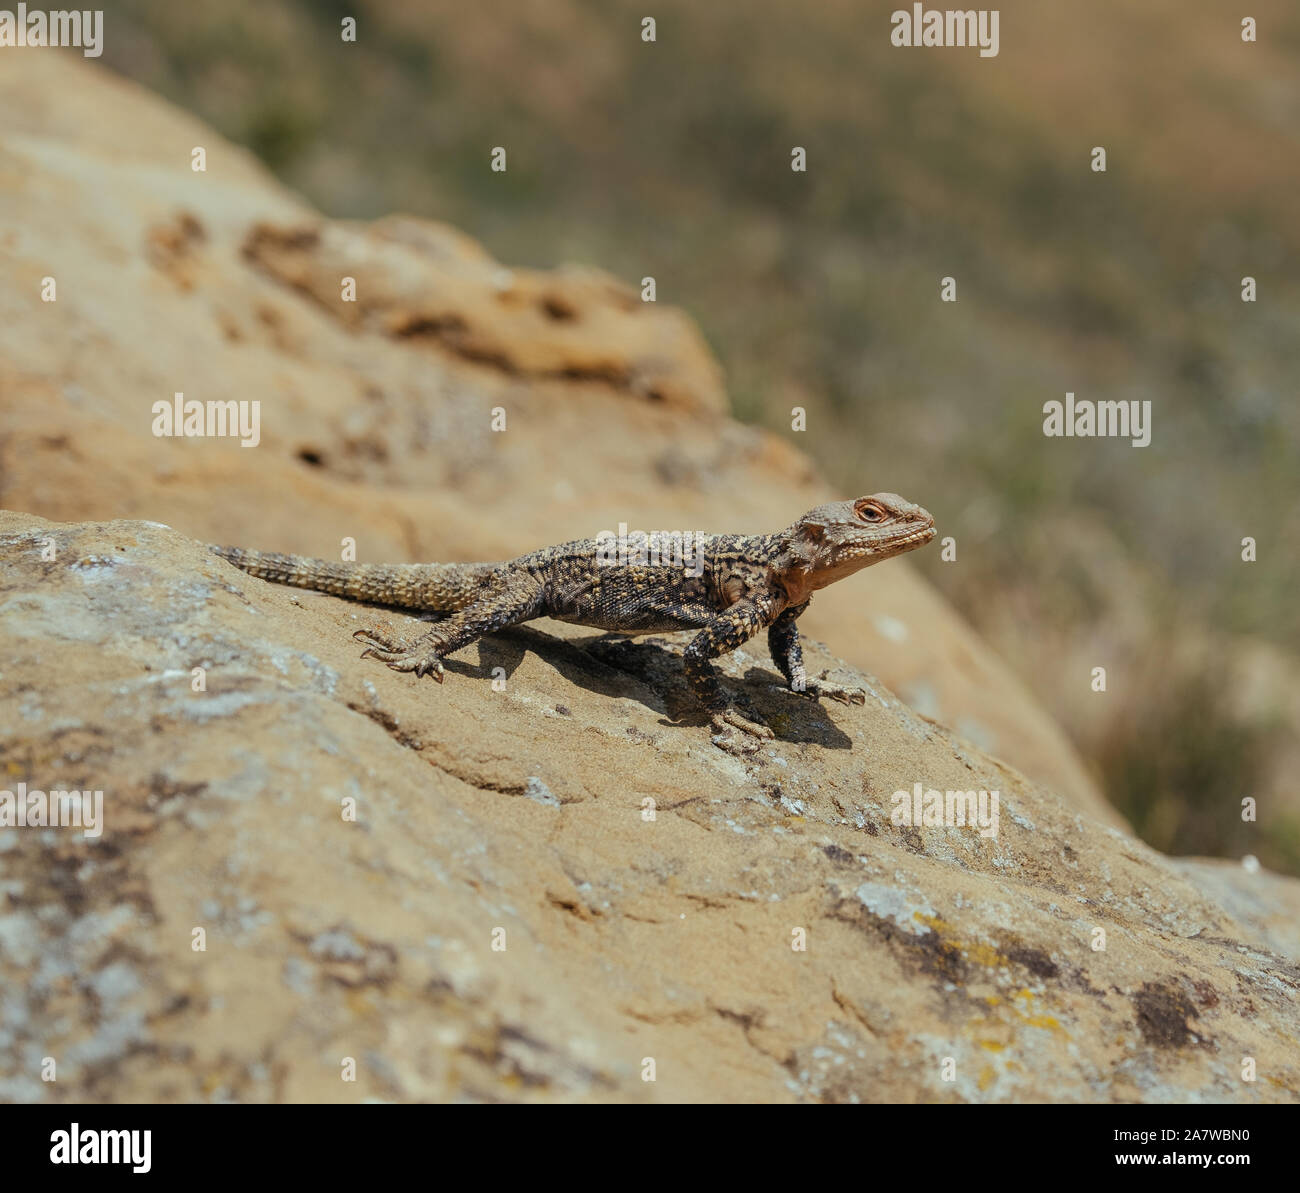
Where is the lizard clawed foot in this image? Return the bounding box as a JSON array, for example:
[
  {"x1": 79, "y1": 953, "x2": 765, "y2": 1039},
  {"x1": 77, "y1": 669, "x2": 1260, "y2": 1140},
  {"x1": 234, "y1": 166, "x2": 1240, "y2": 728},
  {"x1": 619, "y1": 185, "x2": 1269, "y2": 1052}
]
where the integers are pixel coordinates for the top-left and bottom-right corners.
[
  {"x1": 790, "y1": 672, "x2": 866, "y2": 705},
  {"x1": 709, "y1": 705, "x2": 774, "y2": 752},
  {"x1": 804, "y1": 674, "x2": 867, "y2": 705},
  {"x1": 353, "y1": 628, "x2": 447, "y2": 681}
]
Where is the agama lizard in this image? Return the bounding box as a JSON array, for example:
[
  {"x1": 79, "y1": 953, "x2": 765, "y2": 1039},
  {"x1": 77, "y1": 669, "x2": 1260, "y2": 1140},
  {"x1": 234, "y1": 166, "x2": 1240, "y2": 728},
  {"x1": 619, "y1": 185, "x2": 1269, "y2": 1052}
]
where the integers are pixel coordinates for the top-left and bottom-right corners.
[{"x1": 210, "y1": 493, "x2": 935, "y2": 746}]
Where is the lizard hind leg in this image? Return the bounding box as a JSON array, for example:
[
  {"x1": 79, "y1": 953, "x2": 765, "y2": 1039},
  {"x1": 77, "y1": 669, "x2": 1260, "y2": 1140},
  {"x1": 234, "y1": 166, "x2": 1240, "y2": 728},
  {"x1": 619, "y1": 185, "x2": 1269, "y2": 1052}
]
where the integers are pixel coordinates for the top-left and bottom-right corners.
[
  {"x1": 354, "y1": 570, "x2": 543, "y2": 683},
  {"x1": 682, "y1": 593, "x2": 781, "y2": 749},
  {"x1": 355, "y1": 625, "x2": 450, "y2": 680}
]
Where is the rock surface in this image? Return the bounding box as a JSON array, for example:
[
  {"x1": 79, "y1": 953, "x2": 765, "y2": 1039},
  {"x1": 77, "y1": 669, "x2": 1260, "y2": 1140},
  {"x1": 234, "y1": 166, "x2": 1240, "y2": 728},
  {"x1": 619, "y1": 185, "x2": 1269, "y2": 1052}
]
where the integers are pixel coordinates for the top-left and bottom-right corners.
[
  {"x1": 2, "y1": 512, "x2": 1298, "y2": 1103},
  {"x1": 0, "y1": 54, "x2": 1298, "y2": 1104}
]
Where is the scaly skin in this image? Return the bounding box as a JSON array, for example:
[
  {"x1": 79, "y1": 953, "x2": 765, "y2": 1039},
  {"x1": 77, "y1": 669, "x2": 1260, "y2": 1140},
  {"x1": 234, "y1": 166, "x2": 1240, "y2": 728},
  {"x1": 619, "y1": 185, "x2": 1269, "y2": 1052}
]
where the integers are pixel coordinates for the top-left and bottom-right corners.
[{"x1": 210, "y1": 493, "x2": 936, "y2": 749}]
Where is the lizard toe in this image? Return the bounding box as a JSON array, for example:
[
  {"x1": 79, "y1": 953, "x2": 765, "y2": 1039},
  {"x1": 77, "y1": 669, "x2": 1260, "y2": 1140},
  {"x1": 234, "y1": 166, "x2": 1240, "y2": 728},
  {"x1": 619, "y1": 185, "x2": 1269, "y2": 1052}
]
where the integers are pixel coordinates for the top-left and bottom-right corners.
[
  {"x1": 712, "y1": 707, "x2": 774, "y2": 740},
  {"x1": 413, "y1": 656, "x2": 446, "y2": 681},
  {"x1": 808, "y1": 675, "x2": 867, "y2": 705}
]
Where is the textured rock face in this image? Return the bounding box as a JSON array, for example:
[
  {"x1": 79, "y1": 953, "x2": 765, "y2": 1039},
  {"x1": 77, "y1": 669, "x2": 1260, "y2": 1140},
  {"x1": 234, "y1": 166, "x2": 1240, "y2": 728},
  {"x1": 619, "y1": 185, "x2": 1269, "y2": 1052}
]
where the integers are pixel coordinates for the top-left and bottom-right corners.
[
  {"x1": 2, "y1": 512, "x2": 1298, "y2": 1103},
  {"x1": 0, "y1": 55, "x2": 1298, "y2": 1104}
]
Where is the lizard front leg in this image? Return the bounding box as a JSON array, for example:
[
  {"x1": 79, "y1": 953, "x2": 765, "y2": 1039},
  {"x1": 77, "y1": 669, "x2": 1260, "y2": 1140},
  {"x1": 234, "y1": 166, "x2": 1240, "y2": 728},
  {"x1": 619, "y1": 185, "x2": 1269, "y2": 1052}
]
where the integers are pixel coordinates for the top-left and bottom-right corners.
[
  {"x1": 768, "y1": 601, "x2": 865, "y2": 706},
  {"x1": 355, "y1": 571, "x2": 542, "y2": 681},
  {"x1": 768, "y1": 601, "x2": 810, "y2": 690},
  {"x1": 683, "y1": 594, "x2": 780, "y2": 746}
]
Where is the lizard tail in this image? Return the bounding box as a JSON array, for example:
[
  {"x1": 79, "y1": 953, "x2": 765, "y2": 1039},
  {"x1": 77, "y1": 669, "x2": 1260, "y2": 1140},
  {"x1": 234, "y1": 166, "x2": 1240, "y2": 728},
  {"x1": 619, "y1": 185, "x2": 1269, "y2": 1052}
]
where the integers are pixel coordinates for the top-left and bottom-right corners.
[{"x1": 208, "y1": 545, "x2": 497, "y2": 612}]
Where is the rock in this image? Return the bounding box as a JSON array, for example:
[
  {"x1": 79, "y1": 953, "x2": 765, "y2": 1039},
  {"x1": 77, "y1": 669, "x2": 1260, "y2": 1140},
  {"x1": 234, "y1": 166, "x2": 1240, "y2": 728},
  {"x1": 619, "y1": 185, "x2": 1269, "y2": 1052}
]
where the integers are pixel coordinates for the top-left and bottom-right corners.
[
  {"x1": 1, "y1": 511, "x2": 1298, "y2": 1103},
  {"x1": 241, "y1": 216, "x2": 729, "y2": 412}
]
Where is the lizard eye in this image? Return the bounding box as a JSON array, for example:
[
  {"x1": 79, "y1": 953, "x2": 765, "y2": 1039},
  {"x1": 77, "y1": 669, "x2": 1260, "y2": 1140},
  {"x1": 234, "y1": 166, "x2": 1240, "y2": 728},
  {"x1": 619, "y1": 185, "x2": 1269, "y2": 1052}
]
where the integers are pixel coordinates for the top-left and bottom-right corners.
[{"x1": 857, "y1": 503, "x2": 885, "y2": 523}]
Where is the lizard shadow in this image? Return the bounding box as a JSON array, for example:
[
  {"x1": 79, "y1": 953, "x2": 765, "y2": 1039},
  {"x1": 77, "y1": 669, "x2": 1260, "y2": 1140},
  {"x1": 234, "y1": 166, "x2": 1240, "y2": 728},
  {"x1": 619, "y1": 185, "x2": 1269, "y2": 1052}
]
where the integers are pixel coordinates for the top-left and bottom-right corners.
[
  {"x1": 735, "y1": 665, "x2": 856, "y2": 750},
  {"x1": 467, "y1": 626, "x2": 853, "y2": 749}
]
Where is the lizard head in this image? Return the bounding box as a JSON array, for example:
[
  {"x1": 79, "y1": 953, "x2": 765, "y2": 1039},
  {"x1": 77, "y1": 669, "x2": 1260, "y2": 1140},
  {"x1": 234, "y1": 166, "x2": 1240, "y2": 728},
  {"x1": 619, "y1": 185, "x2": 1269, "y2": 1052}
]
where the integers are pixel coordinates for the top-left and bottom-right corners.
[{"x1": 770, "y1": 493, "x2": 936, "y2": 603}]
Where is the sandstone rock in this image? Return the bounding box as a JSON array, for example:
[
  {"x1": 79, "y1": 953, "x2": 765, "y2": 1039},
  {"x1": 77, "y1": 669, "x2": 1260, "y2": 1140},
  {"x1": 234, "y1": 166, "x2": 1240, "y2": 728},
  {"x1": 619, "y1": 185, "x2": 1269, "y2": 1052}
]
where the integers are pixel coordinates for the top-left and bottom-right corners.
[{"x1": 1, "y1": 512, "x2": 1298, "y2": 1102}]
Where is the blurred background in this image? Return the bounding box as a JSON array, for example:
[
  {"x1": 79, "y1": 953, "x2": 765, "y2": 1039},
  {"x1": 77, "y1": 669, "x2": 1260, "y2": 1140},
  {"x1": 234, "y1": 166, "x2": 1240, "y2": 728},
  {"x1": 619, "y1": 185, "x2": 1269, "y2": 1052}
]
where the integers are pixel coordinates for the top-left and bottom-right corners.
[{"x1": 95, "y1": 0, "x2": 1300, "y2": 872}]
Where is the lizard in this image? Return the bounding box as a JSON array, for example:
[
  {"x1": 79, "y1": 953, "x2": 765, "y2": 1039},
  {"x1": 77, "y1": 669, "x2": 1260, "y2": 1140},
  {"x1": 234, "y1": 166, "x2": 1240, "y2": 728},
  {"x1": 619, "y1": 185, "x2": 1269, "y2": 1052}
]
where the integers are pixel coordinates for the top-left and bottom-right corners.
[{"x1": 209, "y1": 493, "x2": 935, "y2": 747}]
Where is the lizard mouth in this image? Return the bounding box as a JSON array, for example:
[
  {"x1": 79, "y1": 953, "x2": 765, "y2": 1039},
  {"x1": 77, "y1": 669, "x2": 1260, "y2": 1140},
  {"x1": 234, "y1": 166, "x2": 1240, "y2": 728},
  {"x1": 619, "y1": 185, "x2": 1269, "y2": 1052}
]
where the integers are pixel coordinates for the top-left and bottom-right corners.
[
  {"x1": 836, "y1": 524, "x2": 935, "y2": 562},
  {"x1": 897, "y1": 525, "x2": 937, "y2": 549}
]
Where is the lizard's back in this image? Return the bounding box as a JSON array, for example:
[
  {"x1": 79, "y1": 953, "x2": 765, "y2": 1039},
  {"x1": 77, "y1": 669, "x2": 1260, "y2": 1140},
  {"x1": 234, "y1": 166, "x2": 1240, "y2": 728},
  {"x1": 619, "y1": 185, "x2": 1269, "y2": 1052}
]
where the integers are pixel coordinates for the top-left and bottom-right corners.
[{"x1": 515, "y1": 533, "x2": 775, "y2": 634}]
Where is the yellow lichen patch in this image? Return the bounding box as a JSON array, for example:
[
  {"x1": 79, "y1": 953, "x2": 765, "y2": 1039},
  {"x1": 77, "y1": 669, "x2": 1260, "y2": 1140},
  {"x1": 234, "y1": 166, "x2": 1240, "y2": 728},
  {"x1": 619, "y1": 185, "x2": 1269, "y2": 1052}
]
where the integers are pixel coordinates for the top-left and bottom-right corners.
[
  {"x1": 977, "y1": 1064, "x2": 996, "y2": 1091},
  {"x1": 915, "y1": 912, "x2": 954, "y2": 934},
  {"x1": 914, "y1": 913, "x2": 1008, "y2": 969},
  {"x1": 1007, "y1": 989, "x2": 1067, "y2": 1036},
  {"x1": 965, "y1": 989, "x2": 1069, "y2": 1048},
  {"x1": 964, "y1": 940, "x2": 1009, "y2": 968},
  {"x1": 345, "y1": 988, "x2": 379, "y2": 1017}
]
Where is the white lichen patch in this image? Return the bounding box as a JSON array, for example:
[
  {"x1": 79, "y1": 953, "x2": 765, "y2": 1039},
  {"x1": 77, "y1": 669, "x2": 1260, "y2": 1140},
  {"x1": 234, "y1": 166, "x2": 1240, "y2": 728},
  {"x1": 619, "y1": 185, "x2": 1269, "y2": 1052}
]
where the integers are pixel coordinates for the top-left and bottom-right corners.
[{"x1": 854, "y1": 881, "x2": 935, "y2": 934}]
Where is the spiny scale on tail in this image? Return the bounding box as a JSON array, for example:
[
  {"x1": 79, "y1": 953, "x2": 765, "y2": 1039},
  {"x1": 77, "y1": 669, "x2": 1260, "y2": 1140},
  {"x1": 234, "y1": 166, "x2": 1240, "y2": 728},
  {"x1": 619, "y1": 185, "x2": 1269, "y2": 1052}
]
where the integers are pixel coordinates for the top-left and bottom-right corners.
[{"x1": 207, "y1": 545, "x2": 496, "y2": 612}]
